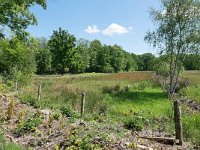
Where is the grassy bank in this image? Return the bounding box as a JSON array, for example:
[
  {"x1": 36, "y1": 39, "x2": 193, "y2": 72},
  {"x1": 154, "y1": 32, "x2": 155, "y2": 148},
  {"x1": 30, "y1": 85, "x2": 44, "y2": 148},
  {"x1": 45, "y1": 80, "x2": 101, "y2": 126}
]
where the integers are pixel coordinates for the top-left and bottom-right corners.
[{"x1": 1, "y1": 71, "x2": 200, "y2": 146}]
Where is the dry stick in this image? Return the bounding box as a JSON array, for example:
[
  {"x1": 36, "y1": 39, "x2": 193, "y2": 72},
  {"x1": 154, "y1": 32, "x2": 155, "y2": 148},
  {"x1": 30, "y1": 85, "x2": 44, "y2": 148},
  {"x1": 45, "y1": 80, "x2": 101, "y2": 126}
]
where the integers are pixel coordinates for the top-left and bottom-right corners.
[
  {"x1": 38, "y1": 84, "x2": 42, "y2": 101},
  {"x1": 139, "y1": 136, "x2": 177, "y2": 145},
  {"x1": 174, "y1": 100, "x2": 183, "y2": 145},
  {"x1": 81, "y1": 92, "x2": 86, "y2": 118}
]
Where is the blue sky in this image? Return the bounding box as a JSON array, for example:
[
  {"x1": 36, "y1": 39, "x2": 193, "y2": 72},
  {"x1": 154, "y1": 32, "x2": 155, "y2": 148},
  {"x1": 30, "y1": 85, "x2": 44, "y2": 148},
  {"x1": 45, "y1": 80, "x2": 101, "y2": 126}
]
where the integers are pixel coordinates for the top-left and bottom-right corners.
[{"x1": 28, "y1": 0, "x2": 161, "y2": 54}]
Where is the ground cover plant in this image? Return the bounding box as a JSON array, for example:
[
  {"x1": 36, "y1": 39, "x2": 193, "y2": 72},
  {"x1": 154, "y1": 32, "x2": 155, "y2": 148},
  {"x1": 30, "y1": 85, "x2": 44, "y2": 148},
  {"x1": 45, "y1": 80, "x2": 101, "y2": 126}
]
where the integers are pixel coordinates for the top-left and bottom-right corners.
[{"x1": 17, "y1": 71, "x2": 200, "y2": 148}]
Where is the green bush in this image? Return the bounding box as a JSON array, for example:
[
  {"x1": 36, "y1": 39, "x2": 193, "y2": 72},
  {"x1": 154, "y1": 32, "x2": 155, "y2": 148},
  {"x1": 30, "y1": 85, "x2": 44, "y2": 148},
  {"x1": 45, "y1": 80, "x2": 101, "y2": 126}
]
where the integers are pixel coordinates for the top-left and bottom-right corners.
[
  {"x1": 20, "y1": 95, "x2": 38, "y2": 107},
  {"x1": 124, "y1": 111, "x2": 148, "y2": 131},
  {"x1": 60, "y1": 106, "x2": 76, "y2": 118},
  {"x1": 13, "y1": 113, "x2": 42, "y2": 137},
  {"x1": 52, "y1": 111, "x2": 61, "y2": 120},
  {"x1": 183, "y1": 114, "x2": 200, "y2": 146}
]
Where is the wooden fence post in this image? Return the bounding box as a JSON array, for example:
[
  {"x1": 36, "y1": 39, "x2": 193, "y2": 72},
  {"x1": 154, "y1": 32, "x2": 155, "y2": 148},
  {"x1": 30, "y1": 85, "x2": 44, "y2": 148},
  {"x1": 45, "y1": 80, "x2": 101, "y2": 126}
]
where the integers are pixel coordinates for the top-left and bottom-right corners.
[
  {"x1": 81, "y1": 92, "x2": 86, "y2": 117},
  {"x1": 174, "y1": 100, "x2": 183, "y2": 145},
  {"x1": 38, "y1": 84, "x2": 42, "y2": 101}
]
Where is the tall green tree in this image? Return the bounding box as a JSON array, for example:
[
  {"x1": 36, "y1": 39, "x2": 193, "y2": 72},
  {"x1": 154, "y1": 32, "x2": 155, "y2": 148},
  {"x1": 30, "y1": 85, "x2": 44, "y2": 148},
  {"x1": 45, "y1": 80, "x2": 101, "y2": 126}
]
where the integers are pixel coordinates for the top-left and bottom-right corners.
[
  {"x1": 76, "y1": 38, "x2": 90, "y2": 72},
  {"x1": 137, "y1": 53, "x2": 156, "y2": 71},
  {"x1": 96, "y1": 45, "x2": 113, "y2": 73},
  {"x1": 0, "y1": 37, "x2": 36, "y2": 83},
  {"x1": 123, "y1": 52, "x2": 137, "y2": 71},
  {"x1": 48, "y1": 28, "x2": 76, "y2": 75},
  {"x1": 110, "y1": 45, "x2": 125, "y2": 72},
  {"x1": 89, "y1": 40, "x2": 102, "y2": 72},
  {"x1": 0, "y1": 0, "x2": 46, "y2": 39},
  {"x1": 183, "y1": 54, "x2": 200, "y2": 70},
  {"x1": 35, "y1": 37, "x2": 51, "y2": 74},
  {"x1": 145, "y1": 0, "x2": 200, "y2": 95}
]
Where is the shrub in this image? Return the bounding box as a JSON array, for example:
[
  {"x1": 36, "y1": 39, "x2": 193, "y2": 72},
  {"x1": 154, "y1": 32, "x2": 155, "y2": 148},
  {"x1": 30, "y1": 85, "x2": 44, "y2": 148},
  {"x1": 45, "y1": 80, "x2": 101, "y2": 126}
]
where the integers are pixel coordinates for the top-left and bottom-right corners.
[
  {"x1": 124, "y1": 118, "x2": 143, "y2": 131},
  {"x1": 52, "y1": 111, "x2": 61, "y2": 120},
  {"x1": 175, "y1": 78, "x2": 190, "y2": 93},
  {"x1": 20, "y1": 95, "x2": 38, "y2": 107},
  {"x1": 60, "y1": 106, "x2": 76, "y2": 118},
  {"x1": 137, "y1": 82, "x2": 148, "y2": 91},
  {"x1": 14, "y1": 112, "x2": 42, "y2": 137},
  {"x1": 124, "y1": 85, "x2": 130, "y2": 92},
  {"x1": 124, "y1": 111, "x2": 148, "y2": 131},
  {"x1": 98, "y1": 103, "x2": 108, "y2": 115},
  {"x1": 7, "y1": 99, "x2": 15, "y2": 120},
  {"x1": 102, "y1": 84, "x2": 121, "y2": 94}
]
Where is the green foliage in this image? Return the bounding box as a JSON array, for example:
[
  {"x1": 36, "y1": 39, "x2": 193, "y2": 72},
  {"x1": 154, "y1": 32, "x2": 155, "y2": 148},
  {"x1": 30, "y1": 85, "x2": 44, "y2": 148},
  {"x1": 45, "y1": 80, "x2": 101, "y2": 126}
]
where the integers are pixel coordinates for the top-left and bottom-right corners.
[
  {"x1": 88, "y1": 40, "x2": 102, "y2": 72},
  {"x1": 20, "y1": 95, "x2": 38, "y2": 107},
  {"x1": 35, "y1": 37, "x2": 51, "y2": 74},
  {"x1": 154, "y1": 58, "x2": 170, "y2": 77},
  {"x1": 102, "y1": 84, "x2": 121, "y2": 94},
  {"x1": 76, "y1": 38, "x2": 91, "y2": 72},
  {"x1": 124, "y1": 111, "x2": 148, "y2": 131},
  {"x1": 7, "y1": 99, "x2": 15, "y2": 120},
  {"x1": 184, "y1": 54, "x2": 200, "y2": 70},
  {"x1": 0, "y1": 0, "x2": 46, "y2": 39},
  {"x1": 48, "y1": 28, "x2": 77, "y2": 74},
  {"x1": 60, "y1": 106, "x2": 76, "y2": 118},
  {"x1": 145, "y1": 0, "x2": 200, "y2": 95},
  {"x1": 2, "y1": 142, "x2": 22, "y2": 150},
  {"x1": 137, "y1": 53, "x2": 156, "y2": 71},
  {"x1": 52, "y1": 111, "x2": 61, "y2": 121},
  {"x1": 0, "y1": 134, "x2": 21, "y2": 150},
  {"x1": 183, "y1": 114, "x2": 200, "y2": 146},
  {"x1": 0, "y1": 37, "x2": 36, "y2": 84},
  {"x1": 14, "y1": 112, "x2": 42, "y2": 137}
]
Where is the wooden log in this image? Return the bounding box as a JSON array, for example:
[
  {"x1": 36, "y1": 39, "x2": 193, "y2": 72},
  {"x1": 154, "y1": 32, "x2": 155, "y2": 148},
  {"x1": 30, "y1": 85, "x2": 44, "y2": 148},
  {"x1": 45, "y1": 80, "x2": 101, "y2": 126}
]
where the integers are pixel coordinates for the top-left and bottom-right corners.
[
  {"x1": 174, "y1": 100, "x2": 183, "y2": 145},
  {"x1": 38, "y1": 84, "x2": 42, "y2": 101},
  {"x1": 139, "y1": 136, "x2": 177, "y2": 145},
  {"x1": 81, "y1": 92, "x2": 86, "y2": 117}
]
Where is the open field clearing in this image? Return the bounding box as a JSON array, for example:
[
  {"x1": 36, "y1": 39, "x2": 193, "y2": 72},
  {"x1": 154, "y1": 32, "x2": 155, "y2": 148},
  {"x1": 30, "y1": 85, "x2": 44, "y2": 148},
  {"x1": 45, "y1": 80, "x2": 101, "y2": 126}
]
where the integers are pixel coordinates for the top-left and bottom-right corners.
[{"x1": 1, "y1": 71, "x2": 199, "y2": 149}]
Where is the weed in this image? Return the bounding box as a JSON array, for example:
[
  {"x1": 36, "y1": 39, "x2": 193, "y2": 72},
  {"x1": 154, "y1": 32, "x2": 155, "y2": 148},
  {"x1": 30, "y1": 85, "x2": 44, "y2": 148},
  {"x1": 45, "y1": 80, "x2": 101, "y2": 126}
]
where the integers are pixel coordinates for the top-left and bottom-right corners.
[
  {"x1": 14, "y1": 112, "x2": 42, "y2": 137},
  {"x1": 7, "y1": 99, "x2": 15, "y2": 120},
  {"x1": 124, "y1": 85, "x2": 130, "y2": 92},
  {"x1": 124, "y1": 111, "x2": 148, "y2": 131},
  {"x1": 52, "y1": 111, "x2": 61, "y2": 121},
  {"x1": 98, "y1": 103, "x2": 108, "y2": 115},
  {"x1": 102, "y1": 84, "x2": 121, "y2": 94},
  {"x1": 60, "y1": 106, "x2": 76, "y2": 118}
]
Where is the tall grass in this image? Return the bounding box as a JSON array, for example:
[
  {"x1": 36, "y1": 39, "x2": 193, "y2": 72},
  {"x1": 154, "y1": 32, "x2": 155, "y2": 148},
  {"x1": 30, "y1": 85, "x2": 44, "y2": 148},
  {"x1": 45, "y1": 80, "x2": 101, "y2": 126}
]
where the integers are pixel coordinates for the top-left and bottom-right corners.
[{"x1": 18, "y1": 72, "x2": 200, "y2": 146}]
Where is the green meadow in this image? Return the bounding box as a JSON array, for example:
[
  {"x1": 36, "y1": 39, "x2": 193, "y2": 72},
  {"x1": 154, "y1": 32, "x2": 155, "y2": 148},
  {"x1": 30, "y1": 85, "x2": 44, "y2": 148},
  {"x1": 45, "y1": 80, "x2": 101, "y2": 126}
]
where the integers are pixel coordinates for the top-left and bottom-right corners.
[{"x1": 18, "y1": 71, "x2": 200, "y2": 146}]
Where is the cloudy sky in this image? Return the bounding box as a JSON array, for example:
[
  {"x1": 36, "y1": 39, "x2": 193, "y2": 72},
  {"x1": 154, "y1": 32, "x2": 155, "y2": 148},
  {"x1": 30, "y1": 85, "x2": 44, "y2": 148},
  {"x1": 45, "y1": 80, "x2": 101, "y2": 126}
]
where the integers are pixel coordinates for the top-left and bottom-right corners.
[{"x1": 28, "y1": 0, "x2": 161, "y2": 54}]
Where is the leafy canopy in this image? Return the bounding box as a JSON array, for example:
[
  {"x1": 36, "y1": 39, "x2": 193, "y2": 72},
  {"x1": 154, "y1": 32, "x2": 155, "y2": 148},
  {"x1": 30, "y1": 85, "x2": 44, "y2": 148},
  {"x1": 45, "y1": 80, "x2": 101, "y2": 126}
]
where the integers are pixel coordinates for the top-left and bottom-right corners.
[{"x1": 0, "y1": 0, "x2": 46, "y2": 39}]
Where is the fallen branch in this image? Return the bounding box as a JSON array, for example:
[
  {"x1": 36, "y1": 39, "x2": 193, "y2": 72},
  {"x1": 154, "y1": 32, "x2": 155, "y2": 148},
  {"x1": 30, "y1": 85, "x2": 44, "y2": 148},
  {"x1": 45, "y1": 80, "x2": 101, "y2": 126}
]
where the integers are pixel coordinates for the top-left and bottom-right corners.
[{"x1": 139, "y1": 136, "x2": 178, "y2": 145}]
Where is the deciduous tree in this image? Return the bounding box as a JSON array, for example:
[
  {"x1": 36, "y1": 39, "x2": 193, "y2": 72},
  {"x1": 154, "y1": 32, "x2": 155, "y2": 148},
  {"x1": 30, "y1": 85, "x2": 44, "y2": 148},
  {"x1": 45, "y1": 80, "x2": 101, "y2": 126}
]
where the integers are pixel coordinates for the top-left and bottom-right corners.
[
  {"x1": 145, "y1": 0, "x2": 200, "y2": 95},
  {"x1": 48, "y1": 28, "x2": 76, "y2": 75}
]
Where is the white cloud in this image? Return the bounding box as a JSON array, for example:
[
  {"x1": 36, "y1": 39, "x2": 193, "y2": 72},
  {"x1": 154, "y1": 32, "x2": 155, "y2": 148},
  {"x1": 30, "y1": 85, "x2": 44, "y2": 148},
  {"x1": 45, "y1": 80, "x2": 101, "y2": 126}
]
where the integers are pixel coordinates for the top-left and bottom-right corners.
[
  {"x1": 102, "y1": 23, "x2": 129, "y2": 36},
  {"x1": 84, "y1": 25, "x2": 100, "y2": 34}
]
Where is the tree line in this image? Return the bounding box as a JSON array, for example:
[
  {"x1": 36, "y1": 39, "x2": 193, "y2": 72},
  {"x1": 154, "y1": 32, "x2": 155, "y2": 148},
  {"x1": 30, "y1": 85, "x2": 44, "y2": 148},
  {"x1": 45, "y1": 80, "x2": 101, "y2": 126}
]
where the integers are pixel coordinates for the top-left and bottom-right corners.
[
  {"x1": 0, "y1": 0, "x2": 199, "y2": 89},
  {"x1": 0, "y1": 27, "x2": 199, "y2": 83}
]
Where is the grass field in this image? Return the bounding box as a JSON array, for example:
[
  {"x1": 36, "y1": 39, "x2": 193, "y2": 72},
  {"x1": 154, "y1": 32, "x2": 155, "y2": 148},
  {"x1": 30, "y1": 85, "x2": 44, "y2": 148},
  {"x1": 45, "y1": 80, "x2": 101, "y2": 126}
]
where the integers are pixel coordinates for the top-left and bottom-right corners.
[
  {"x1": 15, "y1": 71, "x2": 199, "y2": 145},
  {"x1": 1, "y1": 71, "x2": 200, "y2": 147}
]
